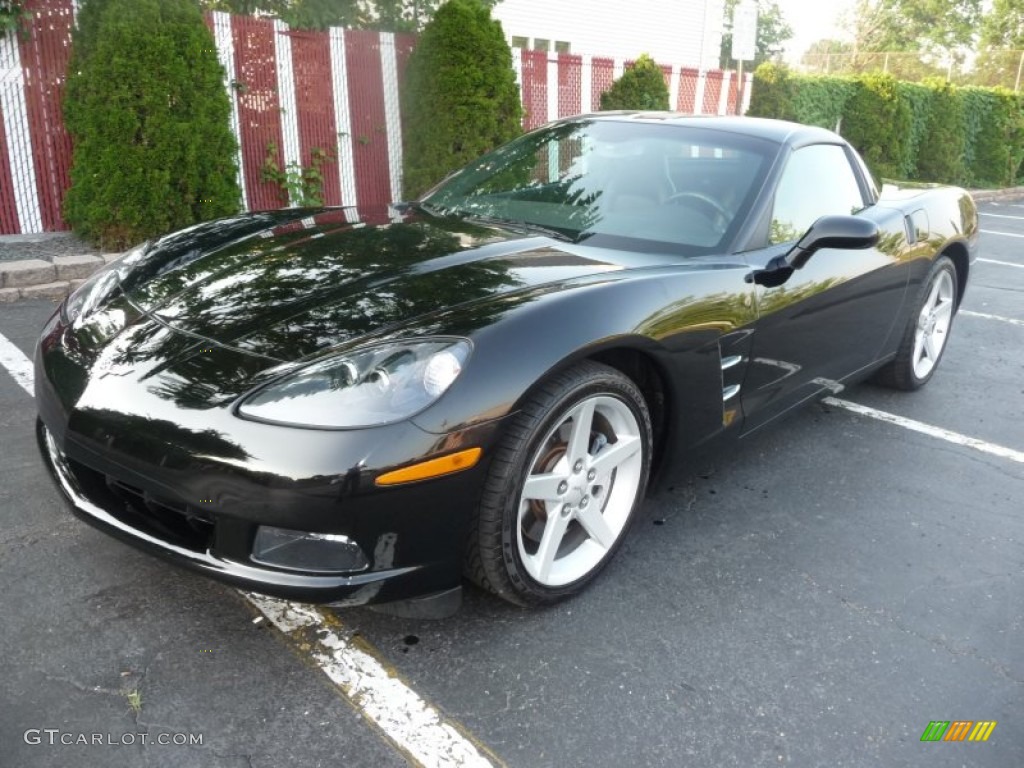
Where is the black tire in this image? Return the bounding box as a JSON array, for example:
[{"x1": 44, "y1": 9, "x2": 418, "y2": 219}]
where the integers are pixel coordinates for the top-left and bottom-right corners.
[
  {"x1": 874, "y1": 255, "x2": 958, "y2": 391},
  {"x1": 465, "y1": 361, "x2": 653, "y2": 606}
]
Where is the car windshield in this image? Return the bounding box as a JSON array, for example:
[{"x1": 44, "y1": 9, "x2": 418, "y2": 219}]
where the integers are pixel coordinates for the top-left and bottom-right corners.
[{"x1": 422, "y1": 120, "x2": 776, "y2": 255}]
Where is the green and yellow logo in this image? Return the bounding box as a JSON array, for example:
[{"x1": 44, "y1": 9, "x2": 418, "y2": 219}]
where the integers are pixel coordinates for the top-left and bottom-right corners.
[{"x1": 920, "y1": 721, "x2": 997, "y2": 742}]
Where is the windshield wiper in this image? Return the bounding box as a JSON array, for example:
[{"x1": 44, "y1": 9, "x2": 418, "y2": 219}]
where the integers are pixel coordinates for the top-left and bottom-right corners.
[
  {"x1": 411, "y1": 201, "x2": 577, "y2": 243},
  {"x1": 410, "y1": 200, "x2": 448, "y2": 218},
  {"x1": 459, "y1": 213, "x2": 576, "y2": 243}
]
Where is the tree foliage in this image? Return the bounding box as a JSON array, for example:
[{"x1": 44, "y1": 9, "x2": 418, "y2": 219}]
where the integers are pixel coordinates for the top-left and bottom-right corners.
[
  {"x1": 0, "y1": 0, "x2": 32, "y2": 36},
  {"x1": 980, "y1": 0, "x2": 1024, "y2": 49},
  {"x1": 401, "y1": 0, "x2": 522, "y2": 198},
  {"x1": 64, "y1": 0, "x2": 240, "y2": 248},
  {"x1": 801, "y1": 1, "x2": 988, "y2": 82},
  {"x1": 719, "y1": 0, "x2": 793, "y2": 68},
  {"x1": 847, "y1": 0, "x2": 981, "y2": 54},
  {"x1": 970, "y1": 0, "x2": 1024, "y2": 87},
  {"x1": 599, "y1": 54, "x2": 670, "y2": 111},
  {"x1": 198, "y1": 0, "x2": 498, "y2": 31}
]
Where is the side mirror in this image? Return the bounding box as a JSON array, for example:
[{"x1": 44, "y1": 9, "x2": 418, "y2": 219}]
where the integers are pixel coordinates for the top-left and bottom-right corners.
[{"x1": 786, "y1": 215, "x2": 880, "y2": 270}]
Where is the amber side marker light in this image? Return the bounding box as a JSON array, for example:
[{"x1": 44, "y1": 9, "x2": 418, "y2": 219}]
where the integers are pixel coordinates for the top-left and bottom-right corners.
[{"x1": 375, "y1": 447, "x2": 482, "y2": 486}]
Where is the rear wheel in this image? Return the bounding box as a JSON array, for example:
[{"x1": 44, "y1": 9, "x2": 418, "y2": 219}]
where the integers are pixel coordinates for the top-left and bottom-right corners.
[
  {"x1": 875, "y1": 255, "x2": 957, "y2": 391},
  {"x1": 465, "y1": 362, "x2": 652, "y2": 606}
]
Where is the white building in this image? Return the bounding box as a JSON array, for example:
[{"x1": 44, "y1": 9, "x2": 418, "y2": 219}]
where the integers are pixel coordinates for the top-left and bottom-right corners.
[{"x1": 492, "y1": 0, "x2": 727, "y2": 70}]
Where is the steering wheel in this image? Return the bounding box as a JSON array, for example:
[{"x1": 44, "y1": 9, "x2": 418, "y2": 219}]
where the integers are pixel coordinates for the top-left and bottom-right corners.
[{"x1": 665, "y1": 191, "x2": 730, "y2": 231}]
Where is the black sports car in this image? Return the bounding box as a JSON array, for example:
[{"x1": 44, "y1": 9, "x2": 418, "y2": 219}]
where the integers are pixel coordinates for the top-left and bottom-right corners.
[{"x1": 36, "y1": 115, "x2": 978, "y2": 615}]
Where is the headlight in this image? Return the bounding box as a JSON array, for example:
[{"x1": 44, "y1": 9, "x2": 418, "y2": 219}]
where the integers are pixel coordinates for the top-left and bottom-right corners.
[
  {"x1": 236, "y1": 339, "x2": 471, "y2": 429},
  {"x1": 61, "y1": 243, "x2": 148, "y2": 325}
]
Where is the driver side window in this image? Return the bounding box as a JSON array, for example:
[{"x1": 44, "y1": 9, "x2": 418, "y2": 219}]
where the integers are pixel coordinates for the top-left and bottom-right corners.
[{"x1": 769, "y1": 144, "x2": 867, "y2": 245}]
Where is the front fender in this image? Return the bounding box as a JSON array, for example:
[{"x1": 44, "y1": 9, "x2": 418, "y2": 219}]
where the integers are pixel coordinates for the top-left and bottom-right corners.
[{"x1": 411, "y1": 264, "x2": 758, "y2": 451}]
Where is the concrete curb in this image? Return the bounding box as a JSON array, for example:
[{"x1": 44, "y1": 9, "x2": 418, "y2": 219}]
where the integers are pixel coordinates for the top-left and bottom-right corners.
[
  {"x1": 0, "y1": 253, "x2": 120, "y2": 303},
  {"x1": 2, "y1": 185, "x2": 1023, "y2": 304},
  {"x1": 968, "y1": 186, "x2": 1024, "y2": 203}
]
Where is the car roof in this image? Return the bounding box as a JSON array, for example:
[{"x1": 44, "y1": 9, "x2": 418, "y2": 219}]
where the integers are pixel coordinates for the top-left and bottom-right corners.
[{"x1": 572, "y1": 112, "x2": 841, "y2": 148}]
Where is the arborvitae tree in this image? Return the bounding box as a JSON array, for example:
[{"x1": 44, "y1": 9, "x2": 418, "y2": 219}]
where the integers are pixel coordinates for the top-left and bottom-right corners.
[
  {"x1": 401, "y1": 0, "x2": 522, "y2": 199},
  {"x1": 599, "y1": 54, "x2": 670, "y2": 111},
  {"x1": 841, "y1": 72, "x2": 912, "y2": 182},
  {"x1": 64, "y1": 0, "x2": 240, "y2": 249},
  {"x1": 915, "y1": 80, "x2": 966, "y2": 185},
  {"x1": 748, "y1": 61, "x2": 797, "y2": 120}
]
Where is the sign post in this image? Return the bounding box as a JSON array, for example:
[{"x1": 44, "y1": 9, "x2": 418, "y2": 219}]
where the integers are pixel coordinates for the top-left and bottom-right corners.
[{"x1": 730, "y1": 0, "x2": 758, "y2": 115}]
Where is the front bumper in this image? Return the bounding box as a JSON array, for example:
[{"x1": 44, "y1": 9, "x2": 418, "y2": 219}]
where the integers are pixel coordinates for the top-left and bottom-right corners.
[
  {"x1": 38, "y1": 420, "x2": 418, "y2": 603},
  {"x1": 34, "y1": 311, "x2": 505, "y2": 607},
  {"x1": 36, "y1": 418, "x2": 494, "y2": 605}
]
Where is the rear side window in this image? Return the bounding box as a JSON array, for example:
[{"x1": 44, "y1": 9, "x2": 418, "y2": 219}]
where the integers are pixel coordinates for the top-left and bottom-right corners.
[{"x1": 769, "y1": 144, "x2": 866, "y2": 244}]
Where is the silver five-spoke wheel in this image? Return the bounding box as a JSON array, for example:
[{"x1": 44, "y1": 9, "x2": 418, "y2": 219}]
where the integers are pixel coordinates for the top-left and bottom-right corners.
[
  {"x1": 465, "y1": 361, "x2": 652, "y2": 605},
  {"x1": 874, "y1": 255, "x2": 958, "y2": 391},
  {"x1": 517, "y1": 395, "x2": 643, "y2": 586},
  {"x1": 912, "y1": 268, "x2": 954, "y2": 380}
]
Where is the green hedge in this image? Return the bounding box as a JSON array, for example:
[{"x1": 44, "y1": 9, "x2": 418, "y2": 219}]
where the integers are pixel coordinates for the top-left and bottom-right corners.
[{"x1": 749, "y1": 63, "x2": 1024, "y2": 187}]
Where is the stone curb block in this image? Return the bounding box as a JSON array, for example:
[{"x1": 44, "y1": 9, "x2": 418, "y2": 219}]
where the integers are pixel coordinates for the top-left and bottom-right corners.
[
  {"x1": 0, "y1": 259, "x2": 56, "y2": 289},
  {"x1": 21, "y1": 281, "x2": 72, "y2": 301},
  {"x1": 0, "y1": 252, "x2": 120, "y2": 300},
  {"x1": 54, "y1": 254, "x2": 105, "y2": 280},
  {"x1": 970, "y1": 187, "x2": 1024, "y2": 203}
]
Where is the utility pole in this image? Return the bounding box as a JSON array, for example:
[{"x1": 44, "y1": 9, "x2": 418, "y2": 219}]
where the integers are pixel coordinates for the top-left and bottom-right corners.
[{"x1": 730, "y1": 0, "x2": 757, "y2": 116}]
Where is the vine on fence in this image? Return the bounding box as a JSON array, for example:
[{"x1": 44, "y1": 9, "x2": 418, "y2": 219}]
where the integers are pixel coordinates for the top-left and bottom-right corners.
[
  {"x1": 0, "y1": 0, "x2": 32, "y2": 37},
  {"x1": 260, "y1": 142, "x2": 335, "y2": 207}
]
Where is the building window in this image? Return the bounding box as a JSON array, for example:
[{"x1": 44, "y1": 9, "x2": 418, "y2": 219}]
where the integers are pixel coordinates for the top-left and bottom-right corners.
[
  {"x1": 510, "y1": 35, "x2": 528, "y2": 50},
  {"x1": 533, "y1": 38, "x2": 550, "y2": 52},
  {"x1": 555, "y1": 41, "x2": 571, "y2": 54}
]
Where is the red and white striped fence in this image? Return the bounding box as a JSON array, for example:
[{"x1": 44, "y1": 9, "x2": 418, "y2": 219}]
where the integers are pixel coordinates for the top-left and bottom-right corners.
[{"x1": 0, "y1": 0, "x2": 752, "y2": 235}]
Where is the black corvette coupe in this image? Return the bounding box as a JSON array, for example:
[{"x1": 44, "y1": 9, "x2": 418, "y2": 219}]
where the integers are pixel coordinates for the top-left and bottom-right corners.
[{"x1": 36, "y1": 115, "x2": 977, "y2": 615}]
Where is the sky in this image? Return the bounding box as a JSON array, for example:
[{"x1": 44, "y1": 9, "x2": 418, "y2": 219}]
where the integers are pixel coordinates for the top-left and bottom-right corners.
[{"x1": 771, "y1": 0, "x2": 855, "y2": 63}]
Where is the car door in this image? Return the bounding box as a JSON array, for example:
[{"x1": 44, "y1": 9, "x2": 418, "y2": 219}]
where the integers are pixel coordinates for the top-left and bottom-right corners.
[{"x1": 739, "y1": 142, "x2": 909, "y2": 433}]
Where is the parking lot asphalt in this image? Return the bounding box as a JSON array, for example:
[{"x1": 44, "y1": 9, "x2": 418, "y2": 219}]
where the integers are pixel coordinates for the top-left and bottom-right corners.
[{"x1": 1, "y1": 204, "x2": 1021, "y2": 767}]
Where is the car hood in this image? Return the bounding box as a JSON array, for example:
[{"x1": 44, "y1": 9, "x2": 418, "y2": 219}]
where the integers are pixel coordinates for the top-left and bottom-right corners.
[{"x1": 120, "y1": 206, "x2": 665, "y2": 363}]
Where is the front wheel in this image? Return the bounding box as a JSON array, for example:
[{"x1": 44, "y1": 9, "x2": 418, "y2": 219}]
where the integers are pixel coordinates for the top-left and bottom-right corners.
[
  {"x1": 875, "y1": 255, "x2": 958, "y2": 391},
  {"x1": 465, "y1": 362, "x2": 652, "y2": 606}
]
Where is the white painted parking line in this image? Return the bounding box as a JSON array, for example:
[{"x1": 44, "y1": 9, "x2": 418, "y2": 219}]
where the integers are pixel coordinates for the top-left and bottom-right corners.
[
  {"x1": 978, "y1": 256, "x2": 1024, "y2": 268},
  {"x1": 980, "y1": 212, "x2": 1024, "y2": 221},
  {"x1": 979, "y1": 230, "x2": 1024, "y2": 242},
  {"x1": 0, "y1": 329, "x2": 498, "y2": 768},
  {"x1": 0, "y1": 331, "x2": 34, "y2": 396},
  {"x1": 824, "y1": 398, "x2": 1024, "y2": 466},
  {"x1": 961, "y1": 309, "x2": 1024, "y2": 328},
  {"x1": 249, "y1": 595, "x2": 496, "y2": 768}
]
